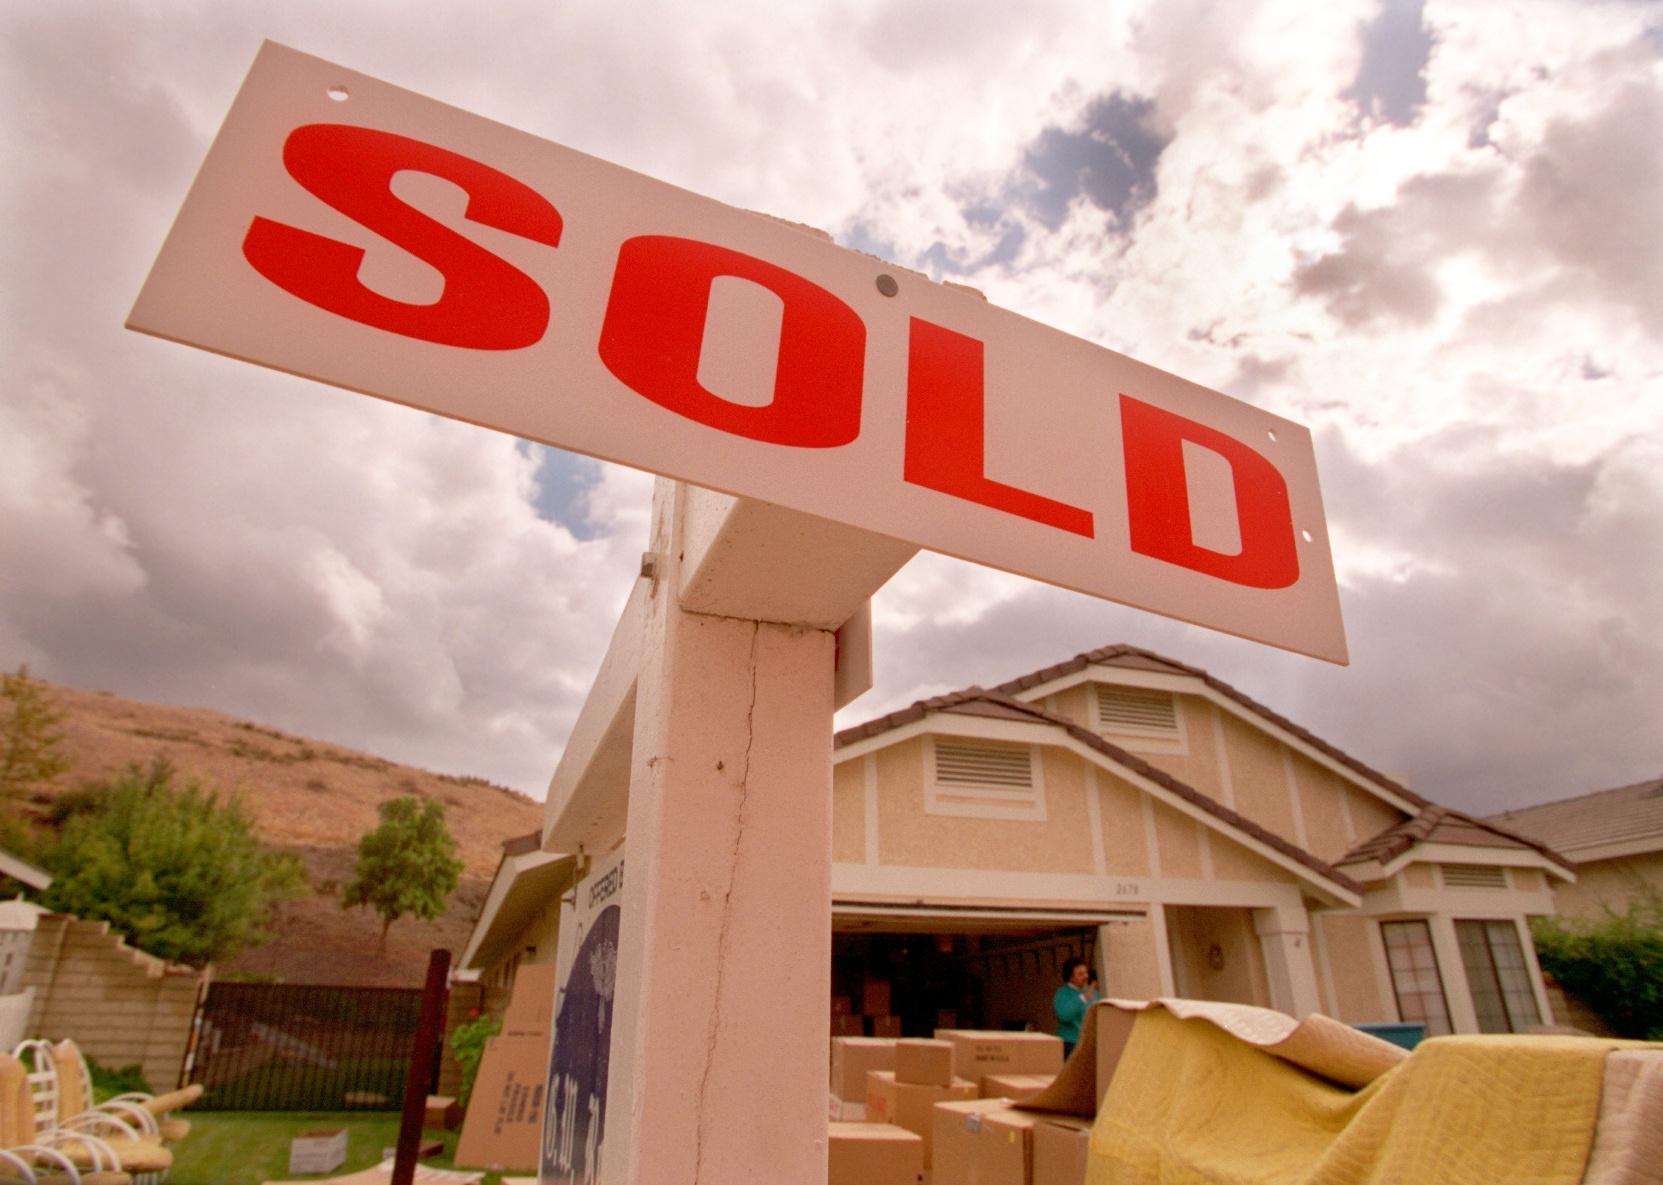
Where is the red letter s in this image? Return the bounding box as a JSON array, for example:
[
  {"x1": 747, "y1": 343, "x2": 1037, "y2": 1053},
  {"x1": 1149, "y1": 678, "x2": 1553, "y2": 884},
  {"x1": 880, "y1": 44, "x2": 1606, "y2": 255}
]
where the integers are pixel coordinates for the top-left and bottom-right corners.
[
  {"x1": 243, "y1": 124, "x2": 561, "y2": 350},
  {"x1": 1120, "y1": 395, "x2": 1299, "y2": 589}
]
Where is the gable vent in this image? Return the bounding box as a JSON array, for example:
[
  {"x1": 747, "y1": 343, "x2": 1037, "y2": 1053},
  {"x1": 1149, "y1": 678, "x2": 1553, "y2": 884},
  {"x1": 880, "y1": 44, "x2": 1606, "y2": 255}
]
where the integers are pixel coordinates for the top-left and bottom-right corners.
[
  {"x1": 935, "y1": 741, "x2": 1034, "y2": 790},
  {"x1": 1442, "y1": 864, "x2": 1507, "y2": 890},
  {"x1": 1097, "y1": 687, "x2": 1179, "y2": 735}
]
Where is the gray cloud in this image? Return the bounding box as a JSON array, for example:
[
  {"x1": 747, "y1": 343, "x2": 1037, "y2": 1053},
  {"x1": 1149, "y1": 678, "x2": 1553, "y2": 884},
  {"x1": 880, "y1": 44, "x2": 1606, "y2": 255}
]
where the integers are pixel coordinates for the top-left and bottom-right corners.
[
  {"x1": 1018, "y1": 92, "x2": 1169, "y2": 230},
  {"x1": 1343, "y1": 0, "x2": 1434, "y2": 127}
]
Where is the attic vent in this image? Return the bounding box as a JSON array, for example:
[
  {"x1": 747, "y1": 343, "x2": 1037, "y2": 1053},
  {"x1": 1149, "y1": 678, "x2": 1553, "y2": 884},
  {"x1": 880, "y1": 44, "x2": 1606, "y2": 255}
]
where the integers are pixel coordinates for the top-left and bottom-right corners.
[
  {"x1": 927, "y1": 739, "x2": 1045, "y2": 821},
  {"x1": 935, "y1": 741, "x2": 1033, "y2": 790},
  {"x1": 1442, "y1": 864, "x2": 1507, "y2": 890},
  {"x1": 1095, "y1": 685, "x2": 1184, "y2": 746}
]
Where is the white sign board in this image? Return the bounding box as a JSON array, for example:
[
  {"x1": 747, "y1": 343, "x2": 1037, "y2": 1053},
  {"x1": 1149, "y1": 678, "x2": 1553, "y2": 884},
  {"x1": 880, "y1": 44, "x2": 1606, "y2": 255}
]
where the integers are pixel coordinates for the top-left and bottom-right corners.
[{"x1": 129, "y1": 42, "x2": 1347, "y2": 663}]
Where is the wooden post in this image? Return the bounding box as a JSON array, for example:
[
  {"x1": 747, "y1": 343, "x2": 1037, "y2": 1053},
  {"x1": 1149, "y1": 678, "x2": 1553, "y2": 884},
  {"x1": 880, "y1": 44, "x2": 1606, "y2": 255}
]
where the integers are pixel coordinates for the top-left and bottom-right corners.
[{"x1": 392, "y1": 949, "x2": 450, "y2": 1185}]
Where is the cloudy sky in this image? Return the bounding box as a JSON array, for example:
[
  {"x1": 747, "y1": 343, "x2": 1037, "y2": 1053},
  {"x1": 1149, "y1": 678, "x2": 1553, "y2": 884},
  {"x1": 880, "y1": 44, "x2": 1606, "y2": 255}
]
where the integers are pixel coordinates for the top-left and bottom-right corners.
[{"x1": 3, "y1": 0, "x2": 1658, "y2": 817}]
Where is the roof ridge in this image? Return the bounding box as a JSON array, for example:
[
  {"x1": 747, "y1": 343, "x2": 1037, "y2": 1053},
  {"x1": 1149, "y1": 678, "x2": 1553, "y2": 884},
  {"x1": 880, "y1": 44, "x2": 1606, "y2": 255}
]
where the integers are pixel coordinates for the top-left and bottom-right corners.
[{"x1": 1487, "y1": 773, "x2": 1663, "y2": 820}]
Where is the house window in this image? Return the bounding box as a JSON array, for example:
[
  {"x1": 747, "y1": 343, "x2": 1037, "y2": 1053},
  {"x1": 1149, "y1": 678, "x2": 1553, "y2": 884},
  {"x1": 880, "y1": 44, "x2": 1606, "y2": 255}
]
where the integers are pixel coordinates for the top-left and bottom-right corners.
[
  {"x1": 1456, "y1": 920, "x2": 1541, "y2": 1033},
  {"x1": 1380, "y1": 920, "x2": 1452, "y2": 1036},
  {"x1": 926, "y1": 738, "x2": 1046, "y2": 821},
  {"x1": 1093, "y1": 685, "x2": 1187, "y2": 753}
]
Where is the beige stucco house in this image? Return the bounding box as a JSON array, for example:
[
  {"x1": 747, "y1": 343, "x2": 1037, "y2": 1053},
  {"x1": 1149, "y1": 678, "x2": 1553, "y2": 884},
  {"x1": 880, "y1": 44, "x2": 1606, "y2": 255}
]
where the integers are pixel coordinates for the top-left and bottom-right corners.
[
  {"x1": 463, "y1": 644, "x2": 1575, "y2": 1039},
  {"x1": 1488, "y1": 774, "x2": 1663, "y2": 920}
]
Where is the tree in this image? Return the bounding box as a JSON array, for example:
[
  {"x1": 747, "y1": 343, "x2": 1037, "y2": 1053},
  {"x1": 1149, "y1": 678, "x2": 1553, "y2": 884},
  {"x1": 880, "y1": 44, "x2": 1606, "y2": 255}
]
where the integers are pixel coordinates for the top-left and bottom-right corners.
[
  {"x1": 341, "y1": 795, "x2": 464, "y2": 951},
  {"x1": 0, "y1": 664, "x2": 69, "y2": 803},
  {"x1": 41, "y1": 758, "x2": 306, "y2": 966}
]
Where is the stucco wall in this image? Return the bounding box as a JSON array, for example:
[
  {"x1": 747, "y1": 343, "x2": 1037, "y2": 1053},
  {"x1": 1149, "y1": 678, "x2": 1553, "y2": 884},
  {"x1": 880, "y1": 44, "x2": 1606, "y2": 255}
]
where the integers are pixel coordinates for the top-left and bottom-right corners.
[
  {"x1": 831, "y1": 758, "x2": 865, "y2": 863},
  {"x1": 1317, "y1": 913, "x2": 1390, "y2": 1022},
  {"x1": 1553, "y1": 851, "x2": 1663, "y2": 917},
  {"x1": 1100, "y1": 916, "x2": 1164, "y2": 999}
]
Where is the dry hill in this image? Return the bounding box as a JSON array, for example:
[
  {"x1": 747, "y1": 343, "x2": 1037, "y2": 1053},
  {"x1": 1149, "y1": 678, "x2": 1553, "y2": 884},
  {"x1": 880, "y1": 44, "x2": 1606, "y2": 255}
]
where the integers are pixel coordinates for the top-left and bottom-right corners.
[{"x1": 20, "y1": 677, "x2": 544, "y2": 987}]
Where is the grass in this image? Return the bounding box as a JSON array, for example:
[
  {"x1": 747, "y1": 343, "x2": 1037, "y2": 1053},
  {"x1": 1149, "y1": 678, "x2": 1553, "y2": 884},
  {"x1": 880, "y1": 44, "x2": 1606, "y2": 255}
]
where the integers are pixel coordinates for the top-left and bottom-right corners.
[{"x1": 167, "y1": 1112, "x2": 507, "y2": 1185}]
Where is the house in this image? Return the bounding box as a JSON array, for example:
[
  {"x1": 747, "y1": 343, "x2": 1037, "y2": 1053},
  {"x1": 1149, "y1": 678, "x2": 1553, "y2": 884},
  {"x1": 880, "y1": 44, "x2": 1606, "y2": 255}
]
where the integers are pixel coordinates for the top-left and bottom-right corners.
[
  {"x1": 1487, "y1": 774, "x2": 1663, "y2": 919},
  {"x1": 462, "y1": 644, "x2": 1575, "y2": 1038}
]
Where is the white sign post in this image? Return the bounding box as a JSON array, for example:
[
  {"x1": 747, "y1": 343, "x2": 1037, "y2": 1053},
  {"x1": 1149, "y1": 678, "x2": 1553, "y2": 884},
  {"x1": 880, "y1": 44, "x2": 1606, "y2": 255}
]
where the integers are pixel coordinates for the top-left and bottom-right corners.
[{"x1": 128, "y1": 42, "x2": 1351, "y2": 1185}]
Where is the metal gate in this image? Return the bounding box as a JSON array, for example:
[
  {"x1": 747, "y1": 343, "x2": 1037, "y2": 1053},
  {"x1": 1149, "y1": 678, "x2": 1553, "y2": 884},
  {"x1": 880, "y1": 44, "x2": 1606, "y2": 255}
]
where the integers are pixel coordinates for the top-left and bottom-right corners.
[{"x1": 188, "y1": 982, "x2": 433, "y2": 1110}]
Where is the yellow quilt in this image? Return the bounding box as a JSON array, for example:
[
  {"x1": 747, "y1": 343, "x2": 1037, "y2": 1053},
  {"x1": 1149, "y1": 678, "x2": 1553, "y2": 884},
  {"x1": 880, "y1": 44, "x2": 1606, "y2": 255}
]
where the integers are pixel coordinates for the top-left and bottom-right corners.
[{"x1": 1087, "y1": 1008, "x2": 1654, "y2": 1185}]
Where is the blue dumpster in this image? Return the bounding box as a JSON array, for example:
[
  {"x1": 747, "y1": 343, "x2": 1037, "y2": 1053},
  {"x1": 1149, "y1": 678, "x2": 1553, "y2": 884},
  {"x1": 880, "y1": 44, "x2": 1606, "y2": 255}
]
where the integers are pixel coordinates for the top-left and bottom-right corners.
[{"x1": 1354, "y1": 1022, "x2": 1426, "y2": 1050}]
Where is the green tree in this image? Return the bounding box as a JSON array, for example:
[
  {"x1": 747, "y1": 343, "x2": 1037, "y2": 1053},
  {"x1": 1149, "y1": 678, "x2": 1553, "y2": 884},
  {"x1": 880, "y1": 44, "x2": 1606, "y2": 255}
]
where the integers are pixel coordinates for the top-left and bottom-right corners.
[
  {"x1": 41, "y1": 758, "x2": 306, "y2": 966},
  {"x1": 1531, "y1": 890, "x2": 1663, "y2": 1040},
  {"x1": 341, "y1": 795, "x2": 464, "y2": 951},
  {"x1": 1, "y1": 664, "x2": 69, "y2": 803}
]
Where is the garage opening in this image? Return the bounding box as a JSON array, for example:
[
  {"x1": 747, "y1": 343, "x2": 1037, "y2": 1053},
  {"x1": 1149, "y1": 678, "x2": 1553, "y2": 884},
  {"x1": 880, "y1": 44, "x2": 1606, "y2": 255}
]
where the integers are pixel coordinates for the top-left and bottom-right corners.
[{"x1": 831, "y1": 905, "x2": 1129, "y2": 1039}]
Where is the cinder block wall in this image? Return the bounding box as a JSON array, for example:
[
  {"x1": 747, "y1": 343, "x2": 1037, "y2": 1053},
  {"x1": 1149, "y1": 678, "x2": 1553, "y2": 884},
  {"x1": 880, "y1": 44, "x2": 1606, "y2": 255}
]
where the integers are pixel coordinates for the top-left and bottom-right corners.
[{"x1": 20, "y1": 914, "x2": 207, "y2": 1092}]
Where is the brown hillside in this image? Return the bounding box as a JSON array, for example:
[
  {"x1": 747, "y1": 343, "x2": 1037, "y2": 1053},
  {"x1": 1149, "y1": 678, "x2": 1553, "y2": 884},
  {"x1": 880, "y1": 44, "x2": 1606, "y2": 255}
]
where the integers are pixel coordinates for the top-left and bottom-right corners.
[{"x1": 21, "y1": 677, "x2": 544, "y2": 987}]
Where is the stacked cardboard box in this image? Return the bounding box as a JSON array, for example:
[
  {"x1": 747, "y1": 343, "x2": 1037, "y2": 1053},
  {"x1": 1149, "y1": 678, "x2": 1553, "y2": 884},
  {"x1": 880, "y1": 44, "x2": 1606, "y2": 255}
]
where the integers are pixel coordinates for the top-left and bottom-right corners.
[
  {"x1": 866, "y1": 1038, "x2": 977, "y2": 1168},
  {"x1": 830, "y1": 1036, "x2": 897, "y2": 1120},
  {"x1": 933, "y1": 1029, "x2": 1064, "y2": 1094},
  {"x1": 1030, "y1": 1115, "x2": 1093, "y2": 1185},
  {"x1": 828, "y1": 1122, "x2": 924, "y2": 1185},
  {"x1": 981, "y1": 1072, "x2": 1056, "y2": 1103}
]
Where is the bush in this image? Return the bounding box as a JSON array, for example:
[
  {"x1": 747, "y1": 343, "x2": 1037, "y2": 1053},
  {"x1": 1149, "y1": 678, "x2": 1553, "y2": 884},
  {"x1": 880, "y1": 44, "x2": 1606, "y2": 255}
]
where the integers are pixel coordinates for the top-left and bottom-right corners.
[
  {"x1": 450, "y1": 1013, "x2": 501, "y2": 1108},
  {"x1": 1531, "y1": 891, "x2": 1663, "y2": 1039},
  {"x1": 87, "y1": 1057, "x2": 153, "y2": 1103}
]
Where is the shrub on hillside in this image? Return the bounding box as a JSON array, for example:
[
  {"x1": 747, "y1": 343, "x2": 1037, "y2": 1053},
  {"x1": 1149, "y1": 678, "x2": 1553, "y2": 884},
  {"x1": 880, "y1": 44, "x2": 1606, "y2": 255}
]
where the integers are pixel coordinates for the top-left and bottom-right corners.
[
  {"x1": 1531, "y1": 891, "x2": 1663, "y2": 1040},
  {"x1": 41, "y1": 757, "x2": 306, "y2": 967}
]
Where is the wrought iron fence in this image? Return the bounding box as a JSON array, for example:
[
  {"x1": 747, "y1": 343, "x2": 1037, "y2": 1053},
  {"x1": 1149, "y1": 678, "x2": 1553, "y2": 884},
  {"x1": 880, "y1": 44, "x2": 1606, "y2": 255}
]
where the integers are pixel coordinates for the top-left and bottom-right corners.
[{"x1": 189, "y1": 982, "x2": 437, "y2": 1110}]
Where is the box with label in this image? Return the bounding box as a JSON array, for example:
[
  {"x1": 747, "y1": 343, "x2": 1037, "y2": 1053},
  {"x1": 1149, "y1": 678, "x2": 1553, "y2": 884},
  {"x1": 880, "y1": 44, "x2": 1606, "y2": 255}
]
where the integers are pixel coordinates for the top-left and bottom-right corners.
[
  {"x1": 862, "y1": 976, "x2": 892, "y2": 1016},
  {"x1": 865, "y1": 1070, "x2": 977, "y2": 1167},
  {"x1": 289, "y1": 1128, "x2": 347, "y2": 1175},
  {"x1": 832, "y1": 1036, "x2": 898, "y2": 1102},
  {"x1": 934, "y1": 1030, "x2": 1064, "y2": 1082},
  {"x1": 829, "y1": 1121, "x2": 924, "y2": 1185},
  {"x1": 832, "y1": 995, "x2": 853, "y2": 1016},
  {"x1": 931, "y1": 1099, "x2": 1016, "y2": 1185},
  {"x1": 872, "y1": 1015, "x2": 903, "y2": 1038},
  {"x1": 895, "y1": 1038, "x2": 954, "y2": 1087},
  {"x1": 977, "y1": 1110, "x2": 1035, "y2": 1185},
  {"x1": 981, "y1": 1072, "x2": 1056, "y2": 1101},
  {"x1": 1032, "y1": 1115, "x2": 1094, "y2": 1185}
]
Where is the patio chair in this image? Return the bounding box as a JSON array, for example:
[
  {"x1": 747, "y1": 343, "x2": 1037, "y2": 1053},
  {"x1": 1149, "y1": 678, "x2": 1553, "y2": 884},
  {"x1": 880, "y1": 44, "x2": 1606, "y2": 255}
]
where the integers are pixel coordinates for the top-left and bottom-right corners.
[
  {"x1": 53, "y1": 1045, "x2": 196, "y2": 1146},
  {"x1": 25, "y1": 1049, "x2": 169, "y2": 1185},
  {"x1": 0, "y1": 1054, "x2": 129, "y2": 1185}
]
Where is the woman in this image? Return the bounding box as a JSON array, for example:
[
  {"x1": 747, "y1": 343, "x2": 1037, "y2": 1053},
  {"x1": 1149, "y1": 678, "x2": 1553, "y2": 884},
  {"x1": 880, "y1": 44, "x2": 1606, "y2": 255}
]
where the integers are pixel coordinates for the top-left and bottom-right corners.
[{"x1": 1053, "y1": 957, "x2": 1099, "y2": 1059}]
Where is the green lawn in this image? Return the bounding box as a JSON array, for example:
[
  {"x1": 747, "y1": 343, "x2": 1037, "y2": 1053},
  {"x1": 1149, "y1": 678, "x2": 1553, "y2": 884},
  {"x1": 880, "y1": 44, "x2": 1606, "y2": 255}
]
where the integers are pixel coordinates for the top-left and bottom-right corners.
[{"x1": 167, "y1": 1112, "x2": 507, "y2": 1185}]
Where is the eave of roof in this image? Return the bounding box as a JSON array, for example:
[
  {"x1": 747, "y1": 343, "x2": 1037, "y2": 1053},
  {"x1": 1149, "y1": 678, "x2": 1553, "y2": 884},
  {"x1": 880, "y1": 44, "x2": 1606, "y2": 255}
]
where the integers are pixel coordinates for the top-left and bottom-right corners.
[
  {"x1": 837, "y1": 687, "x2": 1362, "y2": 898},
  {"x1": 1339, "y1": 805, "x2": 1575, "y2": 874}
]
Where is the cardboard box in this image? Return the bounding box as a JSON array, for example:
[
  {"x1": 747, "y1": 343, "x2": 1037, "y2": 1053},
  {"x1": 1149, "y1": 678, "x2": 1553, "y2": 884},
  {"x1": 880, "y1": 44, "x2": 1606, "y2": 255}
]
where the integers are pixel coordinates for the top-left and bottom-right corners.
[
  {"x1": 872, "y1": 1015, "x2": 903, "y2": 1038},
  {"x1": 980, "y1": 1072, "x2": 1056, "y2": 1102},
  {"x1": 978, "y1": 1110, "x2": 1035, "y2": 1185},
  {"x1": 832, "y1": 995, "x2": 853, "y2": 1015},
  {"x1": 425, "y1": 1095, "x2": 462, "y2": 1131},
  {"x1": 500, "y1": 962, "x2": 556, "y2": 1039},
  {"x1": 934, "y1": 1030, "x2": 1064, "y2": 1082},
  {"x1": 831, "y1": 1036, "x2": 898, "y2": 1102},
  {"x1": 865, "y1": 1070, "x2": 977, "y2": 1167},
  {"x1": 828, "y1": 1121, "x2": 924, "y2": 1185},
  {"x1": 931, "y1": 1099, "x2": 1016, "y2": 1185},
  {"x1": 1032, "y1": 1115, "x2": 1094, "y2": 1185},
  {"x1": 288, "y1": 1128, "x2": 347, "y2": 1174},
  {"x1": 451, "y1": 1034, "x2": 549, "y2": 1171},
  {"x1": 833, "y1": 1014, "x2": 867, "y2": 1037},
  {"x1": 829, "y1": 1093, "x2": 868, "y2": 1122},
  {"x1": 862, "y1": 976, "x2": 892, "y2": 1016},
  {"x1": 895, "y1": 1038, "x2": 954, "y2": 1087}
]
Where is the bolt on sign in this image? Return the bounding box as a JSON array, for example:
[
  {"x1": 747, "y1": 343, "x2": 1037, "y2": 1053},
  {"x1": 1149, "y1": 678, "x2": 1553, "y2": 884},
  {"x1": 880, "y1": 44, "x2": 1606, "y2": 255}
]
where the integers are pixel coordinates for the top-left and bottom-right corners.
[{"x1": 129, "y1": 42, "x2": 1347, "y2": 664}]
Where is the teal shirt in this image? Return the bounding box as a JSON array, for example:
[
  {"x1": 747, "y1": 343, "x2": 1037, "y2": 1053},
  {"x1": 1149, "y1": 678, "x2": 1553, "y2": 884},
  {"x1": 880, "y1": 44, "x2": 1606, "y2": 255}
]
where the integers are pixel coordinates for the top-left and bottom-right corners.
[{"x1": 1054, "y1": 984, "x2": 1096, "y2": 1043}]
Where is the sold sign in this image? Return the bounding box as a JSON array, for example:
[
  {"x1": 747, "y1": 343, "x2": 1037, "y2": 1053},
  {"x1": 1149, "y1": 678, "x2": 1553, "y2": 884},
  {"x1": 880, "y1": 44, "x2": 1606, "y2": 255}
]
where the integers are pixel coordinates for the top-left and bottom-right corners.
[{"x1": 129, "y1": 43, "x2": 1347, "y2": 663}]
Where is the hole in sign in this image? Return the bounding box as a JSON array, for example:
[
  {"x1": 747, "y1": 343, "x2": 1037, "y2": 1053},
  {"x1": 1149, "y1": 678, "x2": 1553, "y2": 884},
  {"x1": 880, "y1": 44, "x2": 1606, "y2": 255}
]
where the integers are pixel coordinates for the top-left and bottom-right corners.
[
  {"x1": 1301, "y1": 529, "x2": 1314, "y2": 543},
  {"x1": 328, "y1": 86, "x2": 350, "y2": 102}
]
